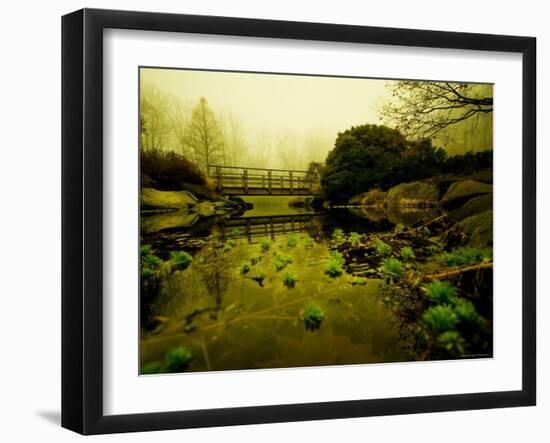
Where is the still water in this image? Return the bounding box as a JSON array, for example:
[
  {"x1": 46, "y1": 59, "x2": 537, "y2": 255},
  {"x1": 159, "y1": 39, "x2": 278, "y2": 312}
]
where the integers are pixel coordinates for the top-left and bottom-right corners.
[{"x1": 140, "y1": 197, "x2": 438, "y2": 373}]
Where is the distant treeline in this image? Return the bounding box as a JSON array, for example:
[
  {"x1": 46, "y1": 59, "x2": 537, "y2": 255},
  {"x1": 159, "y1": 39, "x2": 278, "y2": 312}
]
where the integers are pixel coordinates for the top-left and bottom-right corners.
[{"x1": 321, "y1": 124, "x2": 492, "y2": 202}]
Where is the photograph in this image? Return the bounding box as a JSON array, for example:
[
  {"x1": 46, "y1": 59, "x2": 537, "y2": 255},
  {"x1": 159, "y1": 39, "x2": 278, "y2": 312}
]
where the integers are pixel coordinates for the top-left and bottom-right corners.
[{"x1": 138, "y1": 67, "x2": 494, "y2": 374}]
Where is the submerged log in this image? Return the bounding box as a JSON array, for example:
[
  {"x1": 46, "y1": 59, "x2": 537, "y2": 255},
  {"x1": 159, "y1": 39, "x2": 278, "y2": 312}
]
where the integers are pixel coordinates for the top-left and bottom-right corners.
[{"x1": 424, "y1": 262, "x2": 493, "y2": 280}]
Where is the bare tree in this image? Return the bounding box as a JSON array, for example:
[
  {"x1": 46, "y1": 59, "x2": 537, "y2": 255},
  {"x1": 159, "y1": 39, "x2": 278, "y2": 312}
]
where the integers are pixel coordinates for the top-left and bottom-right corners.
[
  {"x1": 379, "y1": 81, "x2": 493, "y2": 139},
  {"x1": 139, "y1": 83, "x2": 171, "y2": 151},
  {"x1": 276, "y1": 130, "x2": 303, "y2": 170},
  {"x1": 184, "y1": 97, "x2": 225, "y2": 173},
  {"x1": 221, "y1": 113, "x2": 248, "y2": 167},
  {"x1": 252, "y1": 130, "x2": 272, "y2": 169},
  {"x1": 167, "y1": 96, "x2": 192, "y2": 158}
]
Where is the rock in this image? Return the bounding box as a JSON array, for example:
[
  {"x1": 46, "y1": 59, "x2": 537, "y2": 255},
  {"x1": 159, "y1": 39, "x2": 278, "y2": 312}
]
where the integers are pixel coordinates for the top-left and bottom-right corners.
[
  {"x1": 448, "y1": 194, "x2": 493, "y2": 223},
  {"x1": 140, "y1": 210, "x2": 199, "y2": 233},
  {"x1": 141, "y1": 187, "x2": 197, "y2": 210},
  {"x1": 387, "y1": 181, "x2": 439, "y2": 207},
  {"x1": 440, "y1": 180, "x2": 492, "y2": 209},
  {"x1": 443, "y1": 210, "x2": 493, "y2": 248},
  {"x1": 348, "y1": 188, "x2": 387, "y2": 207},
  {"x1": 289, "y1": 196, "x2": 323, "y2": 209}
]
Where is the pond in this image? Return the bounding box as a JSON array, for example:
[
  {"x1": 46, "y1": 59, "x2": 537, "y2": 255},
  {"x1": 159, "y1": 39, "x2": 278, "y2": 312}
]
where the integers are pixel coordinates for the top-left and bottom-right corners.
[{"x1": 139, "y1": 197, "x2": 447, "y2": 374}]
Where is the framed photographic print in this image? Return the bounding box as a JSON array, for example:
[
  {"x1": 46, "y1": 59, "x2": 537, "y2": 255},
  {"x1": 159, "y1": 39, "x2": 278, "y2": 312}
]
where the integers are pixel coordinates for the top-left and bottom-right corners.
[{"x1": 62, "y1": 8, "x2": 536, "y2": 434}]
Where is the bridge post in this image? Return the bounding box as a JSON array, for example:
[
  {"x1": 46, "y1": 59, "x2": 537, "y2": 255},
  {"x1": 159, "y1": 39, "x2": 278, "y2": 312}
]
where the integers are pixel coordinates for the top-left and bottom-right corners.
[
  {"x1": 243, "y1": 168, "x2": 248, "y2": 194},
  {"x1": 289, "y1": 171, "x2": 293, "y2": 194},
  {"x1": 267, "y1": 170, "x2": 272, "y2": 194},
  {"x1": 215, "y1": 166, "x2": 222, "y2": 191}
]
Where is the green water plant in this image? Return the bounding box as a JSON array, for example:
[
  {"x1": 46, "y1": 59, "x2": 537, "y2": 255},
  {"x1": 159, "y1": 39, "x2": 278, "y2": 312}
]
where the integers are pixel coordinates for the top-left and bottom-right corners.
[
  {"x1": 250, "y1": 255, "x2": 261, "y2": 265},
  {"x1": 439, "y1": 247, "x2": 493, "y2": 267},
  {"x1": 332, "y1": 228, "x2": 345, "y2": 243},
  {"x1": 141, "y1": 268, "x2": 156, "y2": 280},
  {"x1": 436, "y1": 330, "x2": 466, "y2": 356},
  {"x1": 141, "y1": 249, "x2": 162, "y2": 269},
  {"x1": 349, "y1": 232, "x2": 361, "y2": 247},
  {"x1": 303, "y1": 236, "x2": 314, "y2": 248},
  {"x1": 169, "y1": 250, "x2": 193, "y2": 271},
  {"x1": 223, "y1": 240, "x2": 236, "y2": 252},
  {"x1": 394, "y1": 223, "x2": 405, "y2": 233},
  {"x1": 325, "y1": 251, "x2": 345, "y2": 277},
  {"x1": 286, "y1": 233, "x2": 299, "y2": 247},
  {"x1": 252, "y1": 271, "x2": 266, "y2": 286},
  {"x1": 274, "y1": 254, "x2": 293, "y2": 271},
  {"x1": 374, "y1": 239, "x2": 392, "y2": 256},
  {"x1": 454, "y1": 298, "x2": 481, "y2": 324},
  {"x1": 381, "y1": 257, "x2": 403, "y2": 281},
  {"x1": 282, "y1": 271, "x2": 298, "y2": 288},
  {"x1": 425, "y1": 280, "x2": 458, "y2": 305},
  {"x1": 165, "y1": 346, "x2": 193, "y2": 372},
  {"x1": 400, "y1": 246, "x2": 415, "y2": 261},
  {"x1": 240, "y1": 260, "x2": 251, "y2": 274},
  {"x1": 141, "y1": 361, "x2": 163, "y2": 375},
  {"x1": 260, "y1": 239, "x2": 271, "y2": 252},
  {"x1": 301, "y1": 303, "x2": 325, "y2": 330},
  {"x1": 422, "y1": 305, "x2": 458, "y2": 333},
  {"x1": 140, "y1": 244, "x2": 153, "y2": 257}
]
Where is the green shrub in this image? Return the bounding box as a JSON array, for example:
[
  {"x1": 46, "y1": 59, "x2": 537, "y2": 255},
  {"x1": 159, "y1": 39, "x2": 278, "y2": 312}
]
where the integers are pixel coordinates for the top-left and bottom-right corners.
[
  {"x1": 454, "y1": 298, "x2": 481, "y2": 324},
  {"x1": 303, "y1": 236, "x2": 314, "y2": 248},
  {"x1": 400, "y1": 246, "x2": 415, "y2": 261},
  {"x1": 436, "y1": 330, "x2": 466, "y2": 356},
  {"x1": 169, "y1": 250, "x2": 193, "y2": 271},
  {"x1": 394, "y1": 223, "x2": 405, "y2": 233},
  {"x1": 286, "y1": 233, "x2": 299, "y2": 247},
  {"x1": 140, "y1": 244, "x2": 153, "y2": 257},
  {"x1": 240, "y1": 261, "x2": 251, "y2": 274},
  {"x1": 282, "y1": 271, "x2": 298, "y2": 288},
  {"x1": 260, "y1": 239, "x2": 271, "y2": 252},
  {"x1": 332, "y1": 228, "x2": 345, "y2": 243},
  {"x1": 140, "y1": 148, "x2": 205, "y2": 190},
  {"x1": 381, "y1": 257, "x2": 403, "y2": 280},
  {"x1": 142, "y1": 252, "x2": 162, "y2": 269},
  {"x1": 165, "y1": 346, "x2": 193, "y2": 372},
  {"x1": 425, "y1": 280, "x2": 458, "y2": 305},
  {"x1": 374, "y1": 239, "x2": 392, "y2": 256},
  {"x1": 439, "y1": 247, "x2": 493, "y2": 267},
  {"x1": 422, "y1": 305, "x2": 458, "y2": 333},
  {"x1": 274, "y1": 254, "x2": 293, "y2": 271},
  {"x1": 301, "y1": 303, "x2": 325, "y2": 330},
  {"x1": 349, "y1": 232, "x2": 361, "y2": 247}
]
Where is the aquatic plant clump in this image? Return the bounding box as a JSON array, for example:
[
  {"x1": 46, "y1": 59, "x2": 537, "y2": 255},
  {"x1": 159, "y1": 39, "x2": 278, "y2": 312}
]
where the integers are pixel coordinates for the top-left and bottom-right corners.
[
  {"x1": 374, "y1": 239, "x2": 392, "y2": 256},
  {"x1": 286, "y1": 233, "x2": 299, "y2": 247},
  {"x1": 439, "y1": 247, "x2": 493, "y2": 267},
  {"x1": 250, "y1": 255, "x2": 261, "y2": 265},
  {"x1": 301, "y1": 303, "x2": 325, "y2": 330},
  {"x1": 349, "y1": 232, "x2": 361, "y2": 247},
  {"x1": 400, "y1": 246, "x2": 415, "y2": 261},
  {"x1": 425, "y1": 280, "x2": 458, "y2": 305},
  {"x1": 141, "y1": 268, "x2": 156, "y2": 280},
  {"x1": 274, "y1": 254, "x2": 293, "y2": 271},
  {"x1": 165, "y1": 346, "x2": 193, "y2": 372},
  {"x1": 260, "y1": 239, "x2": 271, "y2": 253},
  {"x1": 303, "y1": 236, "x2": 314, "y2": 248},
  {"x1": 142, "y1": 251, "x2": 162, "y2": 269},
  {"x1": 351, "y1": 277, "x2": 367, "y2": 286},
  {"x1": 240, "y1": 260, "x2": 251, "y2": 274},
  {"x1": 169, "y1": 250, "x2": 193, "y2": 271},
  {"x1": 422, "y1": 305, "x2": 458, "y2": 333},
  {"x1": 394, "y1": 223, "x2": 405, "y2": 233},
  {"x1": 454, "y1": 298, "x2": 481, "y2": 324},
  {"x1": 252, "y1": 271, "x2": 266, "y2": 286},
  {"x1": 223, "y1": 240, "x2": 236, "y2": 252},
  {"x1": 282, "y1": 271, "x2": 298, "y2": 288},
  {"x1": 324, "y1": 251, "x2": 345, "y2": 277},
  {"x1": 381, "y1": 257, "x2": 403, "y2": 280},
  {"x1": 141, "y1": 361, "x2": 163, "y2": 375},
  {"x1": 436, "y1": 330, "x2": 466, "y2": 356},
  {"x1": 332, "y1": 228, "x2": 345, "y2": 243}
]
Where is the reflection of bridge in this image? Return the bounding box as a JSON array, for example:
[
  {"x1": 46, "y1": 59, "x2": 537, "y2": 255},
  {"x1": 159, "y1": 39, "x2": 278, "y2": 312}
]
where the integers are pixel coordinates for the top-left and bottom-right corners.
[
  {"x1": 218, "y1": 214, "x2": 318, "y2": 242},
  {"x1": 209, "y1": 165, "x2": 319, "y2": 196}
]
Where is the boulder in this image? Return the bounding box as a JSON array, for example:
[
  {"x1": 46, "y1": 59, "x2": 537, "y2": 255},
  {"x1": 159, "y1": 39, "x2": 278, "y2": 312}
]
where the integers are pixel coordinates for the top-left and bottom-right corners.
[
  {"x1": 348, "y1": 188, "x2": 387, "y2": 207},
  {"x1": 141, "y1": 187, "x2": 197, "y2": 210},
  {"x1": 448, "y1": 194, "x2": 493, "y2": 223},
  {"x1": 443, "y1": 210, "x2": 493, "y2": 248},
  {"x1": 387, "y1": 181, "x2": 439, "y2": 207},
  {"x1": 288, "y1": 196, "x2": 323, "y2": 209},
  {"x1": 440, "y1": 180, "x2": 492, "y2": 209}
]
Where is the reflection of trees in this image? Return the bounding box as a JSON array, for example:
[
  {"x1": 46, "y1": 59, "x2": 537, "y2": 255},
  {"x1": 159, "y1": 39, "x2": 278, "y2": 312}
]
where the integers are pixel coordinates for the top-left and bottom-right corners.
[{"x1": 194, "y1": 243, "x2": 231, "y2": 305}]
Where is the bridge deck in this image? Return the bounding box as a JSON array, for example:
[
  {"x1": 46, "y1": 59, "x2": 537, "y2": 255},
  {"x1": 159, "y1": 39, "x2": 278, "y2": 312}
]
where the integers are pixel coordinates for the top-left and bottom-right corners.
[{"x1": 209, "y1": 164, "x2": 319, "y2": 196}]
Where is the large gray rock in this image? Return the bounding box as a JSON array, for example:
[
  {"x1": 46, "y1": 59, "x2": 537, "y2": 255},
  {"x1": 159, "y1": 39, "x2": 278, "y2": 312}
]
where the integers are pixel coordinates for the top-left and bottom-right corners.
[
  {"x1": 348, "y1": 188, "x2": 387, "y2": 207},
  {"x1": 387, "y1": 181, "x2": 439, "y2": 207},
  {"x1": 448, "y1": 194, "x2": 493, "y2": 223},
  {"x1": 440, "y1": 180, "x2": 492, "y2": 209}
]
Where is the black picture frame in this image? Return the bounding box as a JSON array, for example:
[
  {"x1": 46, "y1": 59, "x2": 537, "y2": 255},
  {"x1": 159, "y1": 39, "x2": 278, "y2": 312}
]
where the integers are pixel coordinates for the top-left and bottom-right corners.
[{"x1": 62, "y1": 8, "x2": 536, "y2": 435}]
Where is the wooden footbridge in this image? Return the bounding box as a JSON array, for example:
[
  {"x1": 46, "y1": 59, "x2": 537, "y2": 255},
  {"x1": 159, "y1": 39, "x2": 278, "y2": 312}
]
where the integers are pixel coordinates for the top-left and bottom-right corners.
[{"x1": 208, "y1": 165, "x2": 320, "y2": 196}]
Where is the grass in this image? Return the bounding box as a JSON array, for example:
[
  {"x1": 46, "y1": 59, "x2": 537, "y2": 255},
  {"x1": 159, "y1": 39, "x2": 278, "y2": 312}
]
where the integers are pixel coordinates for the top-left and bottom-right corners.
[
  {"x1": 252, "y1": 271, "x2": 266, "y2": 286},
  {"x1": 240, "y1": 260, "x2": 251, "y2": 274},
  {"x1": 325, "y1": 251, "x2": 345, "y2": 277},
  {"x1": 425, "y1": 280, "x2": 458, "y2": 305},
  {"x1": 282, "y1": 271, "x2": 298, "y2": 288},
  {"x1": 301, "y1": 303, "x2": 325, "y2": 330},
  {"x1": 286, "y1": 233, "x2": 299, "y2": 247},
  {"x1": 165, "y1": 346, "x2": 193, "y2": 372},
  {"x1": 303, "y1": 236, "x2": 314, "y2": 248},
  {"x1": 374, "y1": 239, "x2": 392, "y2": 256},
  {"x1": 381, "y1": 257, "x2": 403, "y2": 280},
  {"x1": 349, "y1": 232, "x2": 361, "y2": 247},
  {"x1": 422, "y1": 305, "x2": 458, "y2": 333},
  {"x1": 260, "y1": 239, "x2": 271, "y2": 253},
  {"x1": 274, "y1": 254, "x2": 293, "y2": 271},
  {"x1": 169, "y1": 250, "x2": 193, "y2": 271},
  {"x1": 400, "y1": 246, "x2": 415, "y2": 261},
  {"x1": 439, "y1": 247, "x2": 493, "y2": 267}
]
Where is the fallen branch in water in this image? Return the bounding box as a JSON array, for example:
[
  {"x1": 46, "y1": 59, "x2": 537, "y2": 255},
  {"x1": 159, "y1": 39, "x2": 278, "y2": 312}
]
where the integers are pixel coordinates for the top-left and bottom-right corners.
[{"x1": 424, "y1": 262, "x2": 493, "y2": 280}]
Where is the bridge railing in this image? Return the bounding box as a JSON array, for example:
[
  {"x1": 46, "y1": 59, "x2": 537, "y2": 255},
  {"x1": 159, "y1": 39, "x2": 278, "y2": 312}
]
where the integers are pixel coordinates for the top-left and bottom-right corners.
[{"x1": 208, "y1": 165, "x2": 319, "y2": 194}]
